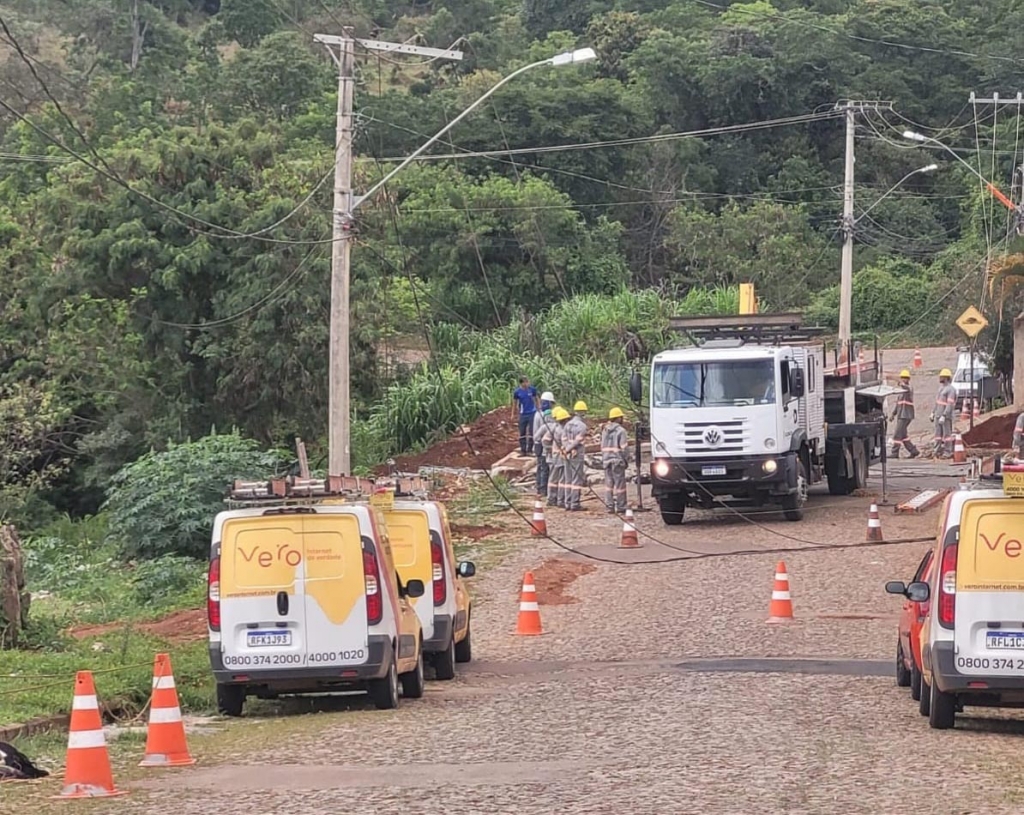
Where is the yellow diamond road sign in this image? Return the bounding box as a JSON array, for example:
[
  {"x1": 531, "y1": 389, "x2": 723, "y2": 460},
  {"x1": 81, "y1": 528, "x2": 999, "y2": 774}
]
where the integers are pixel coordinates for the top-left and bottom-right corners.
[{"x1": 956, "y1": 306, "x2": 989, "y2": 338}]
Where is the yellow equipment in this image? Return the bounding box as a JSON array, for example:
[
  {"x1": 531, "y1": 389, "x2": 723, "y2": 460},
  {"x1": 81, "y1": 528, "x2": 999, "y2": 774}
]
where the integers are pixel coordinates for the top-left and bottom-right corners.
[{"x1": 553, "y1": 407, "x2": 570, "y2": 421}]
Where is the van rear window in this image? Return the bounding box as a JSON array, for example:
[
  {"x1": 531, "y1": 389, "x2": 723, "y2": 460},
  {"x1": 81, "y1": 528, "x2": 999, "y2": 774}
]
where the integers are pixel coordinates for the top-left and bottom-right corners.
[{"x1": 958, "y1": 502, "x2": 1024, "y2": 591}]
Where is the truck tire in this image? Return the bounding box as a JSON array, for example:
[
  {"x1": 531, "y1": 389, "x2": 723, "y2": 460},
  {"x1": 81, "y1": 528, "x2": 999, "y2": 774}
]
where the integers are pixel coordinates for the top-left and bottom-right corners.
[
  {"x1": 659, "y1": 495, "x2": 686, "y2": 526},
  {"x1": 781, "y1": 458, "x2": 807, "y2": 521},
  {"x1": 370, "y1": 656, "x2": 400, "y2": 710},
  {"x1": 928, "y1": 681, "x2": 956, "y2": 729}
]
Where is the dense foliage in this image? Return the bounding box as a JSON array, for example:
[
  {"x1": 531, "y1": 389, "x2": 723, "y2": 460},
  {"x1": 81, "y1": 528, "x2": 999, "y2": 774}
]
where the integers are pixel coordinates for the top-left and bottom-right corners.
[{"x1": 1, "y1": 0, "x2": 1021, "y2": 530}]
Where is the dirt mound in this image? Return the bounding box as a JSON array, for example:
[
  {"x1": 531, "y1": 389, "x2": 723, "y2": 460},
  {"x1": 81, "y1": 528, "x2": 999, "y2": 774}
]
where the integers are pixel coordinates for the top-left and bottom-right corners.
[
  {"x1": 70, "y1": 608, "x2": 207, "y2": 644},
  {"x1": 532, "y1": 559, "x2": 597, "y2": 606},
  {"x1": 383, "y1": 408, "x2": 519, "y2": 473},
  {"x1": 963, "y1": 414, "x2": 1017, "y2": 448}
]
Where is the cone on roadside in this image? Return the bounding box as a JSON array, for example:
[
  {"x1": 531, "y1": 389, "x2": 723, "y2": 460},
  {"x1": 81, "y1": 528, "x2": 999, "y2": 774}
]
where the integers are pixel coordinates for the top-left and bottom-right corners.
[
  {"x1": 767, "y1": 561, "x2": 793, "y2": 622},
  {"x1": 530, "y1": 500, "x2": 547, "y2": 537},
  {"x1": 619, "y1": 509, "x2": 640, "y2": 549},
  {"x1": 53, "y1": 671, "x2": 127, "y2": 799},
  {"x1": 515, "y1": 571, "x2": 543, "y2": 636},
  {"x1": 953, "y1": 434, "x2": 966, "y2": 464},
  {"x1": 140, "y1": 653, "x2": 195, "y2": 768},
  {"x1": 913, "y1": 348, "x2": 923, "y2": 368},
  {"x1": 866, "y1": 503, "x2": 883, "y2": 542},
  {"x1": 960, "y1": 399, "x2": 970, "y2": 423},
  {"x1": 973, "y1": 399, "x2": 981, "y2": 421}
]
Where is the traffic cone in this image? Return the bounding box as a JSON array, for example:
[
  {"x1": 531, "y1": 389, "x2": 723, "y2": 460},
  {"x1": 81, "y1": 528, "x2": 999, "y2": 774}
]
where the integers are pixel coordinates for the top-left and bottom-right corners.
[
  {"x1": 960, "y1": 399, "x2": 970, "y2": 423},
  {"x1": 140, "y1": 653, "x2": 195, "y2": 767},
  {"x1": 913, "y1": 348, "x2": 923, "y2": 369},
  {"x1": 767, "y1": 561, "x2": 793, "y2": 622},
  {"x1": 53, "y1": 671, "x2": 127, "y2": 799},
  {"x1": 530, "y1": 500, "x2": 547, "y2": 537},
  {"x1": 619, "y1": 509, "x2": 640, "y2": 549},
  {"x1": 515, "y1": 571, "x2": 543, "y2": 636},
  {"x1": 953, "y1": 434, "x2": 966, "y2": 464},
  {"x1": 973, "y1": 400, "x2": 981, "y2": 421},
  {"x1": 866, "y1": 503, "x2": 883, "y2": 542}
]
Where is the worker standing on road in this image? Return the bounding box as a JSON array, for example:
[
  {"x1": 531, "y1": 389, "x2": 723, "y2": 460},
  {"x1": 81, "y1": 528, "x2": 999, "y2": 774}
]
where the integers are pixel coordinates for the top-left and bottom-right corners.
[
  {"x1": 890, "y1": 370, "x2": 920, "y2": 459},
  {"x1": 548, "y1": 407, "x2": 570, "y2": 508},
  {"x1": 533, "y1": 392, "x2": 555, "y2": 498},
  {"x1": 562, "y1": 401, "x2": 589, "y2": 512},
  {"x1": 931, "y1": 368, "x2": 957, "y2": 459},
  {"x1": 511, "y1": 376, "x2": 538, "y2": 456},
  {"x1": 601, "y1": 408, "x2": 630, "y2": 514}
]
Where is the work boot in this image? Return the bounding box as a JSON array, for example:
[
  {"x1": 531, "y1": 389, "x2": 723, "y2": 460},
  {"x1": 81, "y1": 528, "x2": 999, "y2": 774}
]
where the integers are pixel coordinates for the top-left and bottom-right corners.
[
  {"x1": 909, "y1": 449, "x2": 920, "y2": 459},
  {"x1": 890, "y1": 447, "x2": 900, "y2": 459}
]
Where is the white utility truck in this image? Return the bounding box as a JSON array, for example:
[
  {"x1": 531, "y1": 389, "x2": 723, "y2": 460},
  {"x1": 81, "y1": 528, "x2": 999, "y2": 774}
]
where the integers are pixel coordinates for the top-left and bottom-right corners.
[{"x1": 640, "y1": 313, "x2": 884, "y2": 525}]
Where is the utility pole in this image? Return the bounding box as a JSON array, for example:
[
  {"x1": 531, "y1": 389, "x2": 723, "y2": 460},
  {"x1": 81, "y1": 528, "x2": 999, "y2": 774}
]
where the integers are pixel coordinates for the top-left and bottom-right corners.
[
  {"x1": 315, "y1": 32, "x2": 463, "y2": 476},
  {"x1": 835, "y1": 101, "x2": 893, "y2": 358}
]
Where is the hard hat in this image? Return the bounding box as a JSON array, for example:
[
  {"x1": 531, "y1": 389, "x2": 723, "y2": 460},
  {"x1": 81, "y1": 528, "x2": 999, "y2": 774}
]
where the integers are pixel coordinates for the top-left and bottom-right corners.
[
  {"x1": 899, "y1": 369, "x2": 911, "y2": 379},
  {"x1": 608, "y1": 407, "x2": 624, "y2": 420},
  {"x1": 540, "y1": 391, "x2": 555, "y2": 402},
  {"x1": 553, "y1": 406, "x2": 569, "y2": 421},
  {"x1": 573, "y1": 400, "x2": 588, "y2": 413},
  {"x1": 939, "y1": 368, "x2": 952, "y2": 378}
]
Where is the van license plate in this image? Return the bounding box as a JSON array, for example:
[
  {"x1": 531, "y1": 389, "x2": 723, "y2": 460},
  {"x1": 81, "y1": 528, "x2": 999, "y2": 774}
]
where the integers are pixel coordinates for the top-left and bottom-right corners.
[
  {"x1": 986, "y1": 632, "x2": 1024, "y2": 650},
  {"x1": 247, "y1": 631, "x2": 292, "y2": 648},
  {"x1": 701, "y1": 465, "x2": 727, "y2": 476}
]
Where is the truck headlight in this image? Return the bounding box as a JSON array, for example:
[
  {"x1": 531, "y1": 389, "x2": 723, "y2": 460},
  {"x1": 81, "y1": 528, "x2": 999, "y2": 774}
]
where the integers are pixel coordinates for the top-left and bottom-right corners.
[
  {"x1": 654, "y1": 459, "x2": 670, "y2": 477},
  {"x1": 762, "y1": 459, "x2": 778, "y2": 474},
  {"x1": 764, "y1": 437, "x2": 776, "y2": 450}
]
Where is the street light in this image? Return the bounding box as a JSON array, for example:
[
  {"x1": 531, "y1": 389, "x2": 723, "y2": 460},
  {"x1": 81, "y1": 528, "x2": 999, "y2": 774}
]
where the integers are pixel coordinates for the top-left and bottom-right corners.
[
  {"x1": 354, "y1": 47, "x2": 598, "y2": 210},
  {"x1": 854, "y1": 164, "x2": 938, "y2": 224},
  {"x1": 903, "y1": 130, "x2": 1017, "y2": 212}
]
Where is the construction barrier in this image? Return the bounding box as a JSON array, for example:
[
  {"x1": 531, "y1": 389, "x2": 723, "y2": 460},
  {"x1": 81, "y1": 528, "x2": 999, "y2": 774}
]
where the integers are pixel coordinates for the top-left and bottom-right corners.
[
  {"x1": 619, "y1": 509, "x2": 640, "y2": 549},
  {"x1": 866, "y1": 503, "x2": 883, "y2": 542}
]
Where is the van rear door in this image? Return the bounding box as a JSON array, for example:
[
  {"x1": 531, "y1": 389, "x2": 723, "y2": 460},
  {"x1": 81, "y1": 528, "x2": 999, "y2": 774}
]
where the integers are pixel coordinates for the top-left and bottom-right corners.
[
  {"x1": 955, "y1": 500, "x2": 1024, "y2": 676},
  {"x1": 220, "y1": 514, "x2": 306, "y2": 671},
  {"x1": 301, "y1": 513, "x2": 369, "y2": 666},
  {"x1": 383, "y1": 508, "x2": 434, "y2": 638}
]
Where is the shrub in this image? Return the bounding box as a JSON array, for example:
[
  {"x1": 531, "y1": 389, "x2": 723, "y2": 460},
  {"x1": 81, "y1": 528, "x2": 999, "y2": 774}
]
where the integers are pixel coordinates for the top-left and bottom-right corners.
[{"x1": 104, "y1": 432, "x2": 290, "y2": 561}]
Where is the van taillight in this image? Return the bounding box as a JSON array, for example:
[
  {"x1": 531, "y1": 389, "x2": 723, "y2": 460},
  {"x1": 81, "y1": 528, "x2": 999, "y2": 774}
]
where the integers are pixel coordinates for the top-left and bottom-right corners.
[
  {"x1": 363, "y1": 547, "x2": 383, "y2": 625},
  {"x1": 938, "y1": 543, "x2": 957, "y2": 628},
  {"x1": 431, "y1": 540, "x2": 446, "y2": 606},
  {"x1": 208, "y1": 556, "x2": 221, "y2": 632}
]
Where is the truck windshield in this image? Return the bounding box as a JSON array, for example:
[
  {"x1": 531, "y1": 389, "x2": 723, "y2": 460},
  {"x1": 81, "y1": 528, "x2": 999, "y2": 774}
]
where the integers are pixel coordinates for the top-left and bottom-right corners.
[{"x1": 653, "y1": 360, "x2": 776, "y2": 408}]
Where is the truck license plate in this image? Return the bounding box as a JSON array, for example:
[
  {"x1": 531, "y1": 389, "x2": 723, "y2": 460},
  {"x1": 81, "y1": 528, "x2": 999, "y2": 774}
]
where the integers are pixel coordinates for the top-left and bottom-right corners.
[
  {"x1": 986, "y1": 632, "x2": 1024, "y2": 650},
  {"x1": 701, "y1": 465, "x2": 727, "y2": 476},
  {"x1": 247, "y1": 631, "x2": 292, "y2": 648}
]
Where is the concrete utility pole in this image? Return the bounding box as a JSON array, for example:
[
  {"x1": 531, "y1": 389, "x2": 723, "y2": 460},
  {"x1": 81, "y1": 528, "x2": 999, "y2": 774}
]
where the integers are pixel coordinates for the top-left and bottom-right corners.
[
  {"x1": 835, "y1": 101, "x2": 893, "y2": 351},
  {"x1": 314, "y1": 32, "x2": 463, "y2": 476}
]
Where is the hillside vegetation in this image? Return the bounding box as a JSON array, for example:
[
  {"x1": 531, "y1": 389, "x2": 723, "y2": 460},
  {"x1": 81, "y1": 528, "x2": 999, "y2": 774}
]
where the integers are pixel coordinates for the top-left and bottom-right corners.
[{"x1": 1, "y1": 0, "x2": 1022, "y2": 528}]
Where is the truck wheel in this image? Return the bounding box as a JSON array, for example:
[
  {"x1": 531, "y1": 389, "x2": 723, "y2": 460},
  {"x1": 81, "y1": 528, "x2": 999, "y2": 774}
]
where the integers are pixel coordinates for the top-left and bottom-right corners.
[
  {"x1": 659, "y1": 495, "x2": 686, "y2": 526},
  {"x1": 455, "y1": 617, "x2": 472, "y2": 664},
  {"x1": 853, "y1": 442, "x2": 868, "y2": 490},
  {"x1": 433, "y1": 637, "x2": 457, "y2": 680},
  {"x1": 895, "y1": 640, "x2": 911, "y2": 687},
  {"x1": 370, "y1": 656, "x2": 400, "y2": 710},
  {"x1": 910, "y1": 664, "x2": 922, "y2": 701},
  {"x1": 400, "y1": 650, "x2": 425, "y2": 699},
  {"x1": 928, "y1": 681, "x2": 956, "y2": 729},
  {"x1": 781, "y1": 459, "x2": 807, "y2": 521},
  {"x1": 216, "y1": 683, "x2": 245, "y2": 718}
]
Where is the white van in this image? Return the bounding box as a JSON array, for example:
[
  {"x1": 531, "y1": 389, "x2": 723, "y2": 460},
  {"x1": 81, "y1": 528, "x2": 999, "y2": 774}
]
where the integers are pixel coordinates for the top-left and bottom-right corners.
[
  {"x1": 383, "y1": 497, "x2": 475, "y2": 679},
  {"x1": 890, "y1": 472, "x2": 1024, "y2": 729},
  {"x1": 208, "y1": 478, "x2": 426, "y2": 716},
  {"x1": 952, "y1": 348, "x2": 991, "y2": 408}
]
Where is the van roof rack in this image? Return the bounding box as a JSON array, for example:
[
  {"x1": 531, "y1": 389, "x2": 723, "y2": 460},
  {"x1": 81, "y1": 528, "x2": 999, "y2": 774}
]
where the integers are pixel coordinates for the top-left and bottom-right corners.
[
  {"x1": 374, "y1": 476, "x2": 432, "y2": 499},
  {"x1": 226, "y1": 475, "x2": 376, "y2": 505},
  {"x1": 668, "y1": 313, "x2": 827, "y2": 345}
]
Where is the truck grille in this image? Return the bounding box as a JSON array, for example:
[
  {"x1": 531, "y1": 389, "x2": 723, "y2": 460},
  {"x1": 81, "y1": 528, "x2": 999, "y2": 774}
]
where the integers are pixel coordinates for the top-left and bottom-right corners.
[{"x1": 678, "y1": 420, "x2": 749, "y2": 455}]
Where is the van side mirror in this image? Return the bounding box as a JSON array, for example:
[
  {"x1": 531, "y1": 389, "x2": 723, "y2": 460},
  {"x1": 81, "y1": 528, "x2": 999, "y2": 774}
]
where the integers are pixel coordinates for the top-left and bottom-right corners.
[
  {"x1": 629, "y1": 371, "x2": 643, "y2": 405},
  {"x1": 884, "y1": 580, "x2": 908, "y2": 596},
  {"x1": 907, "y1": 581, "x2": 930, "y2": 603},
  {"x1": 405, "y1": 579, "x2": 425, "y2": 599},
  {"x1": 458, "y1": 561, "x2": 476, "y2": 578},
  {"x1": 790, "y1": 368, "x2": 805, "y2": 399}
]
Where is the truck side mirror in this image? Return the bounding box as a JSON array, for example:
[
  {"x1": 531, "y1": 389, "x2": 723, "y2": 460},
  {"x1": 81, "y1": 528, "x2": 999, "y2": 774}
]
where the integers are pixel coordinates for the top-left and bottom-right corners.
[
  {"x1": 790, "y1": 368, "x2": 805, "y2": 399},
  {"x1": 629, "y1": 371, "x2": 643, "y2": 405}
]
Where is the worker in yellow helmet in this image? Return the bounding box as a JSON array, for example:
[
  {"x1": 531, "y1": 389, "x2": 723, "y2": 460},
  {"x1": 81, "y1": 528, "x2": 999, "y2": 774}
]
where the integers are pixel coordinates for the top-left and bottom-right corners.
[
  {"x1": 561, "y1": 401, "x2": 589, "y2": 511},
  {"x1": 930, "y1": 368, "x2": 956, "y2": 459},
  {"x1": 890, "y1": 369, "x2": 919, "y2": 459},
  {"x1": 601, "y1": 407, "x2": 630, "y2": 514},
  {"x1": 547, "y1": 407, "x2": 570, "y2": 508}
]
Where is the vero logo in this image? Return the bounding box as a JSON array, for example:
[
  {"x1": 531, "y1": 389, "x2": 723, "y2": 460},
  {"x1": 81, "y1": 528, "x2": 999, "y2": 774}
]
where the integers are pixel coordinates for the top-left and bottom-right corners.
[{"x1": 239, "y1": 544, "x2": 302, "y2": 568}]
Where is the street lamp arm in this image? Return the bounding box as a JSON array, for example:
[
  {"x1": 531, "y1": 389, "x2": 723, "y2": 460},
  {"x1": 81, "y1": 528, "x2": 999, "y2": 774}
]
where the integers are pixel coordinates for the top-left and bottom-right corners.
[
  {"x1": 354, "y1": 50, "x2": 594, "y2": 210},
  {"x1": 854, "y1": 164, "x2": 937, "y2": 224},
  {"x1": 903, "y1": 130, "x2": 1017, "y2": 213}
]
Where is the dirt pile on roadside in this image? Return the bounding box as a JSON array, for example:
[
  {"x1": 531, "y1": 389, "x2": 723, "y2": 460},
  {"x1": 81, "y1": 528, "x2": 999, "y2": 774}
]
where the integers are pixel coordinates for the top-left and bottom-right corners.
[
  {"x1": 70, "y1": 608, "x2": 207, "y2": 644},
  {"x1": 532, "y1": 559, "x2": 597, "y2": 606},
  {"x1": 383, "y1": 408, "x2": 519, "y2": 473},
  {"x1": 963, "y1": 414, "x2": 1017, "y2": 448}
]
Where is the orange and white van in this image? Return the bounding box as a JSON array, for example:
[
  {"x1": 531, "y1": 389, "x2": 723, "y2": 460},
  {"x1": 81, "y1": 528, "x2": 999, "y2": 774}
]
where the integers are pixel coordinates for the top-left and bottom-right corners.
[
  {"x1": 207, "y1": 478, "x2": 425, "y2": 716},
  {"x1": 381, "y1": 491, "x2": 475, "y2": 680},
  {"x1": 901, "y1": 466, "x2": 1024, "y2": 729}
]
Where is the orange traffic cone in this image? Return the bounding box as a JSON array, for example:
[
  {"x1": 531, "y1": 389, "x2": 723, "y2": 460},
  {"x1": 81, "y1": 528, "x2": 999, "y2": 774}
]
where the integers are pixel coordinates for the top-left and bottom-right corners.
[
  {"x1": 866, "y1": 503, "x2": 883, "y2": 542},
  {"x1": 530, "y1": 500, "x2": 547, "y2": 537},
  {"x1": 140, "y1": 653, "x2": 195, "y2": 767},
  {"x1": 53, "y1": 671, "x2": 126, "y2": 799},
  {"x1": 767, "y1": 561, "x2": 793, "y2": 622},
  {"x1": 619, "y1": 509, "x2": 640, "y2": 549},
  {"x1": 973, "y1": 400, "x2": 981, "y2": 421},
  {"x1": 515, "y1": 571, "x2": 543, "y2": 636},
  {"x1": 953, "y1": 434, "x2": 966, "y2": 464},
  {"x1": 913, "y1": 348, "x2": 923, "y2": 369},
  {"x1": 960, "y1": 399, "x2": 970, "y2": 423}
]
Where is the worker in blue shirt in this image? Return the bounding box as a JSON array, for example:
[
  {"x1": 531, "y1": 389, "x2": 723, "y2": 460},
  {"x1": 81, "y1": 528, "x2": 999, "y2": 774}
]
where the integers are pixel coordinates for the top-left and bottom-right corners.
[{"x1": 511, "y1": 376, "x2": 539, "y2": 455}]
